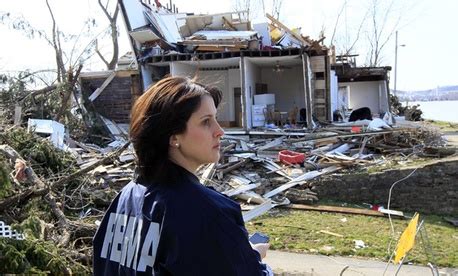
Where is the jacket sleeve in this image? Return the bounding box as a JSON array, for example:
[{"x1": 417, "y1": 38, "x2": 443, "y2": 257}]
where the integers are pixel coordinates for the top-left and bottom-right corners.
[{"x1": 209, "y1": 213, "x2": 271, "y2": 276}]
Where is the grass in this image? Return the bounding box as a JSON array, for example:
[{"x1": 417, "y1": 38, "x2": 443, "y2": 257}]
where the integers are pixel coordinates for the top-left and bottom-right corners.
[
  {"x1": 246, "y1": 209, "x2": 458, "y2": 268},
  {"x1": 425, "y1": 120, "x2": 458, "y2": 132}
]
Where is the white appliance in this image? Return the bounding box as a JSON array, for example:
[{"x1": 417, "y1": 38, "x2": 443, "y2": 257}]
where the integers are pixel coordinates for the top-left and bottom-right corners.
[
  {"x1": 252, "y1": 104, "x2": 267, "y2": 127},
  {"x1": 254, "y1": 94, "x2": 275, "y2": 105}
]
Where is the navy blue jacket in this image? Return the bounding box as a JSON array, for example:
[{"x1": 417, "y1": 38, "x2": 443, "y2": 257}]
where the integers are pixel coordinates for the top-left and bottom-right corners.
[{"x1": 93, "y1": 164, "x2": 270, "y2": 275}]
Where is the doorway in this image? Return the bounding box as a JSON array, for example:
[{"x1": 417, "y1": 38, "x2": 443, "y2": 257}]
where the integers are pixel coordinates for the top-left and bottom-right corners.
[{"x1": 234, "y1": 88, "x2": 242, "y2": 127}]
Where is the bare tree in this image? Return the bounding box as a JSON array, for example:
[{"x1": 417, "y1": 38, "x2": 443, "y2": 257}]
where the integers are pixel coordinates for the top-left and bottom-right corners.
[
  {"x1": 45, "y1": 0, "x2": 66, "y2": 82},
  {"x1": 0, "y1": 2, "x2": 96, "y2": 124},
  {"x1": 271, "y1": 0, "x2": 283, "y2": 21},
  {"x1": 95, "y1": 0, "x2": 120, "y2": 70},
  {"x1": 233, "y1": 0, "x2": 252, "y2": 21},
  {"x1": 330, "y1": 0, "x2": 369, "y2": 58},
  {"x1": 233, "y1": 0, "x2": 283, "y2": 22},
  {"x1": 328, "y1": 0, "x2": 410, "y2": 67},
  {"x1": 365, "y1": 0, "x2": 402, "y2": 66},
  {"x1": 329, "y1": 1, "x2": 347, "y2": 46}
]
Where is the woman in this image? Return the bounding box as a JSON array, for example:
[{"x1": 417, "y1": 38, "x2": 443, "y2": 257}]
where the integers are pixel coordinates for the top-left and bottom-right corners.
[{"x1": 93, "y1": 76, "x2": 271, "y2": 275}]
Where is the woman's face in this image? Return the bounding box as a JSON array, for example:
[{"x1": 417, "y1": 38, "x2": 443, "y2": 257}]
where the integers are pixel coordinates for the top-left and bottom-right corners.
[{"x1": 170, "y1": 95, "x2": 224, "y2": 172}]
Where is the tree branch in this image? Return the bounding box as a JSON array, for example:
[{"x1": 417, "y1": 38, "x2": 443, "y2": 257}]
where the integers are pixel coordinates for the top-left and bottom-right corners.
[
  {"x1": 45, "y1": 0, "x2": 66, "y2": 81},
  {"x1": 97, "y1": 0, "x2": 120, "y2": 70},
  {"x1": 50, "y1": 141, "x2": 131, "y2": 191},
  {"x1": 54, "y1": 64, "x2": 83, "y2": 122}
]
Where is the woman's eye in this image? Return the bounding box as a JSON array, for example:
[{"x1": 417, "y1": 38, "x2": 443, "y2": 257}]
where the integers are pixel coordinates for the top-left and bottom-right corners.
[{"x1": 203, "y1": 119, "x2": 210, "y2": 125}]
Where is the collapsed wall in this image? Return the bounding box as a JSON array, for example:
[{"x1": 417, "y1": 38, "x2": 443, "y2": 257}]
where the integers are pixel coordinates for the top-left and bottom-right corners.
[{"x1": 310, "y1": 156, "x2": 458, "y2": 215}]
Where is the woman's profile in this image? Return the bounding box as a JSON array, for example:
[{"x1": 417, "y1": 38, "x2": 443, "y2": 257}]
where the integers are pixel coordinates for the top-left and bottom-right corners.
[{"x1": 93, "y1": 76, "x2": 272, "y2": 275}]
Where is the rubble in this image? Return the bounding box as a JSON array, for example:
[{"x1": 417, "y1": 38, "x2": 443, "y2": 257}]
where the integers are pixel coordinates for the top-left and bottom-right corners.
[{"x1": 192, "y1": 120, "x2": 456, "y2": 221}]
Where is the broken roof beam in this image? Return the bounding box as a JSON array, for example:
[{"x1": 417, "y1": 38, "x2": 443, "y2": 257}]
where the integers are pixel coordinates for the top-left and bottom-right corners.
[
  {"x1": 222, "y1": 16, "x2": 237, "y2": 30},
  {"x1": 88, "y1": 71, "x2": 116, "y2": 102},
  {"x1": 266, "y1": 13, "x2": 309, "y2": 46}
]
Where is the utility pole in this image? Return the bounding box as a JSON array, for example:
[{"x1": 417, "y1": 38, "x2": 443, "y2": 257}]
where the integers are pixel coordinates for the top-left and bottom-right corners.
[{"x1": 394, "y1": 31, "x2": 406, "y2": 96}]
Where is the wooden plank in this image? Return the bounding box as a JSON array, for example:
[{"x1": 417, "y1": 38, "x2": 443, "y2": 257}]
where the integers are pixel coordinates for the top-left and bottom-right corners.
[
  {"x1": 266, "y1": 13, "x2": 309, "y2": 46},
  {"x1": 283, "y1": 204, "x2": 387, "y2": 217},
  {"x1": 310, "y1": 56, "x2": 326, "y2": 72},
  {"x1": 320, "y1": 230, "x2": 344, "y2": 237},
  {"x1": 88, "y1": 71, "x2": 116, "y2": 102},
  {"x1": 315, "y1": 80, "x2": 326, "y2": 89},
  {"x1": 222, "y1": 16, "x2": 237, "y2": 31}
]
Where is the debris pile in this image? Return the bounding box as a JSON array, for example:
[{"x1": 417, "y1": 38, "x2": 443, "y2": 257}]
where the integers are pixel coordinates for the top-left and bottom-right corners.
[
  {"x1": 129, "y1": 3, "x2": 327, "y2": 63},
  {"x1": 194, "y1": 122, "x2": 454, "y2": 221}
]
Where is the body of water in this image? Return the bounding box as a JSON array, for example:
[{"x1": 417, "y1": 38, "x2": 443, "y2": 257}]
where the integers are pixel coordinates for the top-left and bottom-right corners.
[{"x1": 403, "y1": 100, "x2": 458, "y2": 123}]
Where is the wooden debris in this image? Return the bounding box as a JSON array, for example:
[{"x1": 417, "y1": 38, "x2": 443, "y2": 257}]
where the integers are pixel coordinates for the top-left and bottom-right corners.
[
  {"x1": 320, "y1": 230, "x2": 344, "y2": 238},
  {"x1": 283, "y1": 204, "x2": 386, "y2": 217}
]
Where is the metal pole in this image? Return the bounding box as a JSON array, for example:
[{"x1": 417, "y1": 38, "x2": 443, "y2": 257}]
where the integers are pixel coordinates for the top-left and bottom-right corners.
[
  {"x1": 302, "y1": 53, "x2": 313, "y2": 130},
  {"x1": 394, "y1": 31, "x2": 398, "y2": 96}
]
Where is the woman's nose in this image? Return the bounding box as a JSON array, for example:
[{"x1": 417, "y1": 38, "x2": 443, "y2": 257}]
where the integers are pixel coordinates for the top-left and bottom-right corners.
[{"x1": 214, "y1": 122, "x2": 224, "y2": 138}]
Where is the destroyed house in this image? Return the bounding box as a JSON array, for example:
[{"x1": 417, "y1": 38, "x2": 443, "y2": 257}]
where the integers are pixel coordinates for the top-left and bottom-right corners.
[
  {"x1": 119, "y1": 0, "x2": 333, "y2": 131},
  {"x1": 331, "y1": 60, "x2": 392, "y2": 119}
]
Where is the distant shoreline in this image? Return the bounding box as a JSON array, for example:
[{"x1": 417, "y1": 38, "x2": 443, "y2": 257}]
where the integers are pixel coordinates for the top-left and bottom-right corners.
[
  {"x1": 402, "y1": 100, "x2": 458, "y2": 123},
  {"x1": 401, "y1": 99, "x2": 458, "y2": 102}
]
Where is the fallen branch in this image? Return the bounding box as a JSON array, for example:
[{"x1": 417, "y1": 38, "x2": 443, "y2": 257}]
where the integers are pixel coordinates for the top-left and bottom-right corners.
[
  {"x1": 0, "y1": 187, "x2": 48, "y2": 210},
  {"x1": 51, "y1": 141, "x2": 130, "y2": 191},
  {"x1": 45, "y1": 192, "x2": 71, "y2": 246}
]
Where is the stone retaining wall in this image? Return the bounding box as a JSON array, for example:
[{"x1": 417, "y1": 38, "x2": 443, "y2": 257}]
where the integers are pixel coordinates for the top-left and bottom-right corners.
[{"x1": 310, "y1": 156, "x2": 458, "y2": 215}]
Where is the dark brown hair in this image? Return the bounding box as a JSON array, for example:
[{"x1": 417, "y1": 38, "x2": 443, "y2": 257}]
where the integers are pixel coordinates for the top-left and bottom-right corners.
[{"x1": 130, "y1": 76, "x2": 222, "y2": 183}]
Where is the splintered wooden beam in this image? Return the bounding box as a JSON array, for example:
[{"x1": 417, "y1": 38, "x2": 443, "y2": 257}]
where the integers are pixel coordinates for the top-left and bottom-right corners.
[
  {"x1": 222, "y1": 16, "x2": 237, "y2": 31},
  {"x1": 266, "y1": 13, "x2": 309, "y2": 46},
  {"x1": 88, "y1": 71, "x2": 116, "y2": 102}
]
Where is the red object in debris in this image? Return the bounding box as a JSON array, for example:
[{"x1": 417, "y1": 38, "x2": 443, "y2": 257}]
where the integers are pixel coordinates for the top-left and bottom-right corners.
[
  {"x1": 278, "y1": 150, "x2": 305, "y2": 164},
  {"x1": 371, "y1": 204, "x2": 380, "y2": 211},
  {"x1": 351, "y1": 126, "x2": 362, "y2": 133}
]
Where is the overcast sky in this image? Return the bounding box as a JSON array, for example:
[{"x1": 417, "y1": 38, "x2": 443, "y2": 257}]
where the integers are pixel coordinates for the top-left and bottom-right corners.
[{"x1": 0, "y1": 0, "x2": 456, "y2": 91}]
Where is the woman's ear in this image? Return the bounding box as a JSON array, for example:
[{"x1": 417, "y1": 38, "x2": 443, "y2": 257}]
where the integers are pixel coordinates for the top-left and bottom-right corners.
[{"x1": 169, "y1": 134, "x2": 179, "y2": 148}]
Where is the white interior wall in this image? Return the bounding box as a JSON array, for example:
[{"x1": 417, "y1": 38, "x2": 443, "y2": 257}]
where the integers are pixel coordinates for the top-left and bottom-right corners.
[
  {"x1": 198, "y1": 71, "x2": 230, "y2": 122},
  {"x1": 330, "y1": 70, "x2": 339, "y2": 116},
  {"x1": 243, "y1": 59, "x2": 260, "y2": 129},
  {"x1": 260, "y1": 66, "x2": 305, "y2": 114},
  {"x1": 379, "y1": 81, "x2": 389, "y2": 113},
  {"x1": 228, "y1": 69, "x2": 241, "y2": 121},
  {"x1": 340, "y1": 81, "x2": 381, "y2": 114},
  {"x1": 171, "y1": 62, "x2": 234, "y2": 121}
]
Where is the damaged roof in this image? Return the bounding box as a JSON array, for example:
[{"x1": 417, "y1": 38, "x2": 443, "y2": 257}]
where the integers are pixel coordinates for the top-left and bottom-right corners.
[{"x1": 119, "y1": 0, "x2": 329, "y2": 65}]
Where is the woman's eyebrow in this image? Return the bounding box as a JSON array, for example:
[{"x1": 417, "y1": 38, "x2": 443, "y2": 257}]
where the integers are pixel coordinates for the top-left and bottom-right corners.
[{"x1": 199, "y1": 114, "x2": 213, "y2": 119}]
